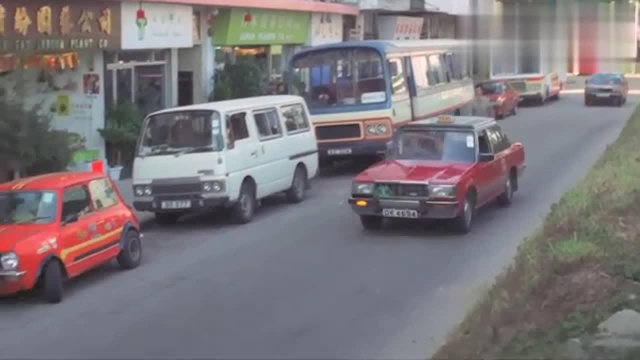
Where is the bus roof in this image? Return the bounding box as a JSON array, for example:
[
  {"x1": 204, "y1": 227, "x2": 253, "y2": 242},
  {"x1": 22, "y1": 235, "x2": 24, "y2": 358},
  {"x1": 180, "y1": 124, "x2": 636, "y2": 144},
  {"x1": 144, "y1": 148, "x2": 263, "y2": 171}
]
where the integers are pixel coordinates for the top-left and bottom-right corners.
[
  {"x1": 294, "y1": 39, "x2": 472, "y2": 55},
  {"x1": 147, "y1": 95, "x2": 305, "y2": 117}
]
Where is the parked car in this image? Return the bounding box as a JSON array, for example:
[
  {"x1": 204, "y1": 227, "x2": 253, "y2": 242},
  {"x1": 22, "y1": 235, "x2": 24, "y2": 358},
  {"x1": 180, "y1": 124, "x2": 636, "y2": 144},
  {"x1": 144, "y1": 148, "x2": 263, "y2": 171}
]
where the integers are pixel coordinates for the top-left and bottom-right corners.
[
  {"x1": 476, "y1": 80, "x2": 520, "y2": 119},
  {"x1": 584, "y1": 72, "x2": 628, "y2": 106},
  {"x1": 0, "y1": 172, "x2": 143, "y2": 303},
  {"x1": 348, "y1": 115, "x2": 526, "y2": 233},
  {"x1": 132, "y1": 95, "x2": 319, "y2": 225}
]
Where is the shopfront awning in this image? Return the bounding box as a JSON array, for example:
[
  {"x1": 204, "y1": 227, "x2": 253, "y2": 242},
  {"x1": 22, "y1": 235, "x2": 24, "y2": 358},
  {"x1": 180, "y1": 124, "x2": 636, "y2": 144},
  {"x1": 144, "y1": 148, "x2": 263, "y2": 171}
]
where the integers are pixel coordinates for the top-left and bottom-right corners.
[{"x1": 112, "y1": 0, "x2": 359, "y2": 15}]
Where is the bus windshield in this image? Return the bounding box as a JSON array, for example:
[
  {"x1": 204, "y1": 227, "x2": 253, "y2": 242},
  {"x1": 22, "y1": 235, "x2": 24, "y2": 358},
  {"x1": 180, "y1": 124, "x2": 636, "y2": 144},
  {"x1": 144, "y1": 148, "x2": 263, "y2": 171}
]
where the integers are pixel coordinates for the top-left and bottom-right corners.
[
  {"x1": 138, "y1": 110, "x2": 224, "y2": 157},
  {"x1": 289, "y1": 48, "x2": 387, "y2": 110}
]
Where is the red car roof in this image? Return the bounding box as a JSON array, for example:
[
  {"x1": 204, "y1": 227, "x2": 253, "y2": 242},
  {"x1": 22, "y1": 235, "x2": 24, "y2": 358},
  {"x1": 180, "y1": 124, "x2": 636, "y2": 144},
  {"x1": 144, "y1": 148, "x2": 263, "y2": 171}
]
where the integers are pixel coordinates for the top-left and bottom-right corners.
[{"x1": 0, "y1": 172, "x2": 107, "y2": 191}]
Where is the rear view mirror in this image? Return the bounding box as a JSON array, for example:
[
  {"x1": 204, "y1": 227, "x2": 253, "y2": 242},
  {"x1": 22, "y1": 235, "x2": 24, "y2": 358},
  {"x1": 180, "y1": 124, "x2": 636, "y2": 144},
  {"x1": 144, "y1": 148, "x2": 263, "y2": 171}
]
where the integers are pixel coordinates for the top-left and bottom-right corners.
[
  {"x1": 479, "y1": 153, "x2": 495, "y2": 162},
  {"x1": 62, "y1": 213, "x2": 78, "y2": 225}
]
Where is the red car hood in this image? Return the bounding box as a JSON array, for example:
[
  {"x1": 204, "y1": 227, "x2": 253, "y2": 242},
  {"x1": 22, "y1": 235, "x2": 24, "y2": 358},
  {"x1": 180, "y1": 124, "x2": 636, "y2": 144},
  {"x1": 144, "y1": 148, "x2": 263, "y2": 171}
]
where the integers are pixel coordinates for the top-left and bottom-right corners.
[
  {"x1": 356, "y1": 160, "x2": 473, "y2": 183},
  {"x1": 0, "y1": 225, "x2": 51, "y2": 252}
]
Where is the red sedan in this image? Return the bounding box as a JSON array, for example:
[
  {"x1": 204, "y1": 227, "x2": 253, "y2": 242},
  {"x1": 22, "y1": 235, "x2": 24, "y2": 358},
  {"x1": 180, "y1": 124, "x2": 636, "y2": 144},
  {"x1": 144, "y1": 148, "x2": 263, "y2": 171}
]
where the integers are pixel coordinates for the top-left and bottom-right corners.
[{"x1": 477, "y1": 80, "x2": 521, "y2": 120}]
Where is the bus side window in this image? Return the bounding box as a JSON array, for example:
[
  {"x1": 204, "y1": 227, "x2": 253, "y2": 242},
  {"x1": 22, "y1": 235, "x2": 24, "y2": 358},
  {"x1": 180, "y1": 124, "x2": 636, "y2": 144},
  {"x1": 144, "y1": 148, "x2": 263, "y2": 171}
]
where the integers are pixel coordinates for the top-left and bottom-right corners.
[
  {"x1": 410, "y1": 55, "x2": 429, "y2": 90},
  {"x1": 427, "y1": 54, "x2": 446, "y2": 86},
  {"x1": 444, "y1": 53, "x2": 459, "y2": 81},
  {"x1": 387, "y1": 58, "x2": 407, "y2": 95}
]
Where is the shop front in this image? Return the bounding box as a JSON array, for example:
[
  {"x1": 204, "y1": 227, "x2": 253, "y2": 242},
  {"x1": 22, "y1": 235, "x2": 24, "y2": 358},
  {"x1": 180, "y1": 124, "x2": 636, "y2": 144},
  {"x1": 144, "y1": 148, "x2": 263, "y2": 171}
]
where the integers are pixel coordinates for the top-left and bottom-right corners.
[
  {"x1": 0, "y1": 0, "x2": 121, "y2": 161},
  {"x1": 105, "y1": 1, "x2": 194, "y2": 116},
  {"x1": 212, "y1": 8, "x2": 310, "y2": 83}
]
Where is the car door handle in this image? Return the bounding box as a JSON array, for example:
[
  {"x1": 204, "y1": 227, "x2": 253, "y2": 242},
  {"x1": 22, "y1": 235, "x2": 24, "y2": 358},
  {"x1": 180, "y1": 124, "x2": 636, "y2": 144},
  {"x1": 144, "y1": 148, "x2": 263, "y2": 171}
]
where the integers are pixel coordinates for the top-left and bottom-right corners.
[{"x1": 250, "y1": 150, "x2": 258, "y2": 157}]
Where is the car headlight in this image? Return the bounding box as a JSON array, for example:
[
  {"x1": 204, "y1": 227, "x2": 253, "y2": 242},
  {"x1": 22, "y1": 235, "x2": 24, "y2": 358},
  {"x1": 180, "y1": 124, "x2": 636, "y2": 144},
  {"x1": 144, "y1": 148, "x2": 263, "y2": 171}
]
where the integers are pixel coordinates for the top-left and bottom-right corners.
[
  {"x1": 429, "y1": 185, "x2": 456, "y2": 197},
  {"x1": 1, "y1": 252, "x2": 18, "y2": 271},
  {"x1": 203, "y1": 181, "x2": 224, "y2": 193},
  {"x1": 366, "y1": 123, "x2": 388, "y2": 135},
  {"x1": 134, "y1": 185, "x2": 151, "y2": 196},
  {"x1": 352, "y1": 182, "x2": 374, "y2": 195}
]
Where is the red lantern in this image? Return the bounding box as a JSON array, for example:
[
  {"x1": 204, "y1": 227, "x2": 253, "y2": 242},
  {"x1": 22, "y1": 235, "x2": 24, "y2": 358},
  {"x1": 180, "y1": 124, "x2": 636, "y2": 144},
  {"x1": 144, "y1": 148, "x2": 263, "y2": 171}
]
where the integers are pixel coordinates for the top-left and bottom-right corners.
[{"x1": 243, "y1": 11, "x2": 252, "y2": 23}]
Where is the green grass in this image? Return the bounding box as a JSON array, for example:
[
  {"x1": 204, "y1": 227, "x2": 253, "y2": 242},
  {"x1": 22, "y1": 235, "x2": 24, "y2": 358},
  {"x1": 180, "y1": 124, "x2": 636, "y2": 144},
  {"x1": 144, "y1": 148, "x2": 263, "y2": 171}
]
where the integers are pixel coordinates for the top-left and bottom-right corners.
[{"x1": 433, "y1": 104, "x2": 640, "y2": 359}]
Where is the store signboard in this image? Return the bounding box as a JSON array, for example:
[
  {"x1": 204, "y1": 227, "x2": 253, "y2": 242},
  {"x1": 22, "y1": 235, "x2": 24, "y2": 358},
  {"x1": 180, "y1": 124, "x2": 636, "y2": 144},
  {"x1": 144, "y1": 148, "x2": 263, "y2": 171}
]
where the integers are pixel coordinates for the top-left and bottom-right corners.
[
  {"x1": 307, "y1": 13, "x2": 343, "y2": 46},
  {"x1": 377, "y1": 16, "x2": 424, "y2": 40},
  {"x1": 121, "y1": 2, "x2": 193, "y2": 50},
  {"x1": 0, "y1": 1, "x2": 121, "y2": 55},
  {"x1": 213, "y1": 9, "x2": 310, "y2": 46}
]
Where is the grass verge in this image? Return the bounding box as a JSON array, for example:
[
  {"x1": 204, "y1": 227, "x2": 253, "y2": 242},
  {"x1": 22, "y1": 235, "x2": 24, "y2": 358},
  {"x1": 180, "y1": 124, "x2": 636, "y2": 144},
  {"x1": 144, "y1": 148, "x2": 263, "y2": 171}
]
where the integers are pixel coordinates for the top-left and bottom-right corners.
[{"x1": 433, "y1": 104, "x2": 640, "y2": 359}]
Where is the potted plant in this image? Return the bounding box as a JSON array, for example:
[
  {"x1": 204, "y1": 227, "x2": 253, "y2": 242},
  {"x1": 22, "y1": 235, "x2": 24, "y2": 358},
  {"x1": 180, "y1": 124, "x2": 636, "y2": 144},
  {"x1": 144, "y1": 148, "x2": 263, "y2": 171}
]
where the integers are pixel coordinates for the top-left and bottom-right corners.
[{"x1": 98, "y1": 101, "x2": 141, "y2": 180}]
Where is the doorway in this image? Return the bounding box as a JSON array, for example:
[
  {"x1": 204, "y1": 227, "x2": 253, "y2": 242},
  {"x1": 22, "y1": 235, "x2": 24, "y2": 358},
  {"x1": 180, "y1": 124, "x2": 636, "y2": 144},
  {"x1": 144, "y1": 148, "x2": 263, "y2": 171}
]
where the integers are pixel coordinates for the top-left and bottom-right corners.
[{"x1": 178, "y1": 71, "x2": 194, "y2": 106}]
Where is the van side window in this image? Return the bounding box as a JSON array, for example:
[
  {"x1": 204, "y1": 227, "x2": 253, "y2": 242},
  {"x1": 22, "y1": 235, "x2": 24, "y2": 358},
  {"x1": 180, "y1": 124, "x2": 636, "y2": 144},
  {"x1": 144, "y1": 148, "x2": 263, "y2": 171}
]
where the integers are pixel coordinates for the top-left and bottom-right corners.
[
  {"x1": 427, "y1": 54, "x2": 447, "y2": 86},
  {"x1": 487, "y1": 125, "x2": 511, "y2": 153},
  {"x1": 282, "y1": 104, "x2": 310, "y2": 133},
  {"x1": 88, "y1": 178, "x2": 119, "y2": 210},
  {"x1": 254, "y1": 109, "x2": 282, "y2": 139},
  {"x1": 227, "y1": 112, "x2": 250, "y2": 143},
  {"x1": 410, "y1": 55, "x2": 429, "y2": 90},
  {"x1": 387, "y1": 58, "x2": 407, "y2": 95},
  {"x1": 62, "y1": 185, "x2": 92, "y2": 221}
]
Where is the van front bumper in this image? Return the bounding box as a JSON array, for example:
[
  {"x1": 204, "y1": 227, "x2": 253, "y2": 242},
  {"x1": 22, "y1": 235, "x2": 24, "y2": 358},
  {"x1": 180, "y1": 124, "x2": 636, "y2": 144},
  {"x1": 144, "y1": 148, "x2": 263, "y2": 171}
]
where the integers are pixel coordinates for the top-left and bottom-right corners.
[
  {"x1": 134, "y1": 194, "x2": 230, "y2": 212},
  {"x1": 348, "y1": 197, "x2": 460, "y2": 219}
]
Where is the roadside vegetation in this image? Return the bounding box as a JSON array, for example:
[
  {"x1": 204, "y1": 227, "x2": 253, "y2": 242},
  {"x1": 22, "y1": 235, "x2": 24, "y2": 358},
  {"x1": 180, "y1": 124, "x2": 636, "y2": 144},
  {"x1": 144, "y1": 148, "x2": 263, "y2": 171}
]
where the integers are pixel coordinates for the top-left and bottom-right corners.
[{"x1": 433, "y1": 104, "x2": 640, "y2": 359}]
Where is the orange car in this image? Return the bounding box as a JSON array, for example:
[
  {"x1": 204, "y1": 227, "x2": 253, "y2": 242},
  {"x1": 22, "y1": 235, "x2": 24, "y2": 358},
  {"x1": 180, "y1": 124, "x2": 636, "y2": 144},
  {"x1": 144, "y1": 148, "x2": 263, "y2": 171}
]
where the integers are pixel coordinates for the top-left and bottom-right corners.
[{"x1": 0, "y1": 172, "x2": 142, "y2": 303}]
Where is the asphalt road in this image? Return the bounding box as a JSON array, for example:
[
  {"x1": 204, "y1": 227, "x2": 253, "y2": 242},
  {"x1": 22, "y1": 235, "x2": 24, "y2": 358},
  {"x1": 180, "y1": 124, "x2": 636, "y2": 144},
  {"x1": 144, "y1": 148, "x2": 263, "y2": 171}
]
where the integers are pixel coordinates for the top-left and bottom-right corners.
[{"x1": 0, "y1": 94, "x2": 635, "y2": 360}]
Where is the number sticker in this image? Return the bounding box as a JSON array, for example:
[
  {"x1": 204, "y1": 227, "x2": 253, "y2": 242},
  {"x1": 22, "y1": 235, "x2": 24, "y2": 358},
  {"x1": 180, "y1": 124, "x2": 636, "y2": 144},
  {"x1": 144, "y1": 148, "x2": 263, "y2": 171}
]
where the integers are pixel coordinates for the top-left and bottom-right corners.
[
  {"x1": 42, "y1": 193, "x2": 54, "y2": 203},
  {"x1": 466, "y1": 135, "x2": 474, "y2": 148}
]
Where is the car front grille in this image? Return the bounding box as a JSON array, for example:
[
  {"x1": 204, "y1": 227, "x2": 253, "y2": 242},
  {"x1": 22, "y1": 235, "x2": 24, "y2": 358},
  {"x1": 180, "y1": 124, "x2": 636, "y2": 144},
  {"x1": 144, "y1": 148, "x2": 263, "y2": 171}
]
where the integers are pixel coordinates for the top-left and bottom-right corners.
[
  {"x1": 374, "y1": 183, "x2": 429, "y2": 198},
  {"x1": 315, "y1": 124, "x2": 361, "y2": 141}
]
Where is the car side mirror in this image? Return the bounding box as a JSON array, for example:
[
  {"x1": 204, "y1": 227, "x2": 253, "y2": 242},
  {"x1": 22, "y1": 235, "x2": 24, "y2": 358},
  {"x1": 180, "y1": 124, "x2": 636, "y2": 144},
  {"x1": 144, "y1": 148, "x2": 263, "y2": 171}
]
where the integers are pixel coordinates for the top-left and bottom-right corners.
[
  {"x1": 479, "y1": 153, "x2": 495, "y2": 162},
  {"x1": 62, "y1": 213, "x2": 79, "y2": 225}
]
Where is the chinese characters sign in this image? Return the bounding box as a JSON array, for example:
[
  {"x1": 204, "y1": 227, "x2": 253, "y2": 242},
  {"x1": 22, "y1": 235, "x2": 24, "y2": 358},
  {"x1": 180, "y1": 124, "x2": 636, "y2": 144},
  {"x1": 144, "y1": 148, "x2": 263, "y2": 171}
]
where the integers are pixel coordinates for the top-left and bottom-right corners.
[
  {"x1": 0, "y1": 1, "x2": 121, "y2": 54},
  {"x1": 307, "y1": 13, "x2": 343, "y2": 46},
  {"x1": 120, "y1": 2, "x2": 193, "y2": 50},
  {"x1": 377, "y1": 16, "x2": 423, "y2": 41},
  {"x1": 213, "y1": 9, "x2": 310, "y2": 46}
]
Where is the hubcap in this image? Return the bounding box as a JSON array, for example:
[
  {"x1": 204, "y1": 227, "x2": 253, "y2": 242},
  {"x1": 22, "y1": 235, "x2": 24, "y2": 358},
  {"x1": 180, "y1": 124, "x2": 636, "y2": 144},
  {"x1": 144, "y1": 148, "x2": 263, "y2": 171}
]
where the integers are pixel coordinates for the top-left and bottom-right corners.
[
  {"x1": 294, "y1": 174, "x2": 304, "y2": 197},
  {"x1": 128, "y1": 236, "x2": 140, "y2": 260}
]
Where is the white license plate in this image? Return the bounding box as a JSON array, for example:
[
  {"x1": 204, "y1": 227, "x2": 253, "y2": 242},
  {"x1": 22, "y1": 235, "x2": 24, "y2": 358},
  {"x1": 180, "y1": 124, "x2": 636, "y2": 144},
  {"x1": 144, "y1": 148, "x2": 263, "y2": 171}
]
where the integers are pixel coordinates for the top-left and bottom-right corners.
[
  {"x1": 327, "y1": 148, "x2": 352, "y2": 156},
  {"x1": 596, "y1": 93, "x2": 610, "y2": 98},
  {"x1": 382, "y1": 208, "x2": 419, "y2": 218},
  {"x1": 161, "y1": 200, "x2": 191, "y2": 209}
]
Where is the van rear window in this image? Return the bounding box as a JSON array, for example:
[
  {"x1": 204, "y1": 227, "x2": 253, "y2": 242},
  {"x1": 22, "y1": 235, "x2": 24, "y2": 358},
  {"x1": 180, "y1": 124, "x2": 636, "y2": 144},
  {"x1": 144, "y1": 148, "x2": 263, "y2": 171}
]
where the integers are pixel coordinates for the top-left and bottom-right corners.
[{"x1": 282, "y1": 104, "x2": 310, "y2": 133}]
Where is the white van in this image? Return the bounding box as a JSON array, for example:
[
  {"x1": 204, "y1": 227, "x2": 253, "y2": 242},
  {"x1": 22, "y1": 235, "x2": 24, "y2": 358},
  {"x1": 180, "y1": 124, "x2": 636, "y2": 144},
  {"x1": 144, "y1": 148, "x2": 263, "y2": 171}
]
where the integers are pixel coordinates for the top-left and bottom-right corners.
[{"x1": 132, "y1": 95, "x2": 319, "y2": 225}]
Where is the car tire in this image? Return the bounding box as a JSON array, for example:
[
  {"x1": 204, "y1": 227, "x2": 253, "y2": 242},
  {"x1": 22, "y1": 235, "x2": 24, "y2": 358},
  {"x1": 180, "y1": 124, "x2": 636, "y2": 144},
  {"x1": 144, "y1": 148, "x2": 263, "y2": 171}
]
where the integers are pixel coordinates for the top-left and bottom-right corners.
[
  {"x1": 511, "y1": 104, "x2": 518, "y2": 116},
  {"x1": 232, "y1": 181, "x2": 256, "y2": 224},
  {"x1": 360, "y1": 215, "x2": 382, "y2": 230},
  {"x1": 615, "y1": 97, "x2": 623, "y2": 107},
  {"x1": 117, "y1": 230, "x2": 142, "y2": 270},
  {"x1": 497, "y1": 173, "x2": 516, "y2": 207},
  {"x1": 155, "y1": 212, "x2": 180, "y2": 225},
  {"x1": 451, "y1": 193, "x2": 475, "y2": 234},
  {"x1": 42, "y1": 260, "x2": 63, "y2": 304},
  {"x1": 286, "y1": 166, "x2": 307, "y2": 203}
]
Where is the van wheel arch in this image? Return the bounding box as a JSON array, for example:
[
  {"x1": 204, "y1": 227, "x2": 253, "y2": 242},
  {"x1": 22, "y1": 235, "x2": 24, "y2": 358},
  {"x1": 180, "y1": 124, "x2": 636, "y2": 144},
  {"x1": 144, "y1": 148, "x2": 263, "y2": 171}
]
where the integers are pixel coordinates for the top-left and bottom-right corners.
[
  {"x1": 295, "y1": 162, "x2": 310, "y2": 189},
  {"x1": 36, "y1": 255, "x2": 68, "y2": 285}
]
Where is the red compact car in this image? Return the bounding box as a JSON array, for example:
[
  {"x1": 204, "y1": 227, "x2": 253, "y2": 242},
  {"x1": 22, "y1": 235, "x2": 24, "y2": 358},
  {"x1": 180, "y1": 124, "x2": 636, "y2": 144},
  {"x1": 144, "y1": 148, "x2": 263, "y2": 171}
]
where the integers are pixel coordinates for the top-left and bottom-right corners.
[
  {"x1": 348, "y1": 115, "x2": 526, "y2": 233},
  {"x1": 0, "y1": 172, "x2": 142, "y2": 303},
  {"x1": 478, "y1": 80, "x2": 521, "y2": 119}
]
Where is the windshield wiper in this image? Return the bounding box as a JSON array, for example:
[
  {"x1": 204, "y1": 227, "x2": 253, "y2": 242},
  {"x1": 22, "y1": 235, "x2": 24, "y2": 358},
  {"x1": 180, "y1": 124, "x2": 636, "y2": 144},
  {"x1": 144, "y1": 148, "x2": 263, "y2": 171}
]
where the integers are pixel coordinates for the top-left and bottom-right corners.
[{"x1": 174, "y1": 145, "x2": 216, "y2": 157}]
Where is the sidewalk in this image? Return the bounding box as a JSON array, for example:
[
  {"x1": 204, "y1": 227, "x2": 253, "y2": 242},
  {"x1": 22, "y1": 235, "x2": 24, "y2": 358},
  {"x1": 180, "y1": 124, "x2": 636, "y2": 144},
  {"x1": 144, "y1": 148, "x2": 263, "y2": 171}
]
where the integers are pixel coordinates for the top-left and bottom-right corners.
[{"x1": 115, "y1": 178, "x2": 155, "y2": 226}]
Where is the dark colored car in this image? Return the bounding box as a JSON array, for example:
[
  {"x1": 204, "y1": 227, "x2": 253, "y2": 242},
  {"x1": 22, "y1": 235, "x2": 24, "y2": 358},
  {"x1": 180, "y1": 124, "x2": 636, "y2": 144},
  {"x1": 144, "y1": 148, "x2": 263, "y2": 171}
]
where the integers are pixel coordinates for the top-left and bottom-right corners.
[
  {"x1": 585, "y1": 73, "x2": 628, "y2": 107},
  {"x1": 477, "y1": 80, "x2": 521, "y2": 119}
]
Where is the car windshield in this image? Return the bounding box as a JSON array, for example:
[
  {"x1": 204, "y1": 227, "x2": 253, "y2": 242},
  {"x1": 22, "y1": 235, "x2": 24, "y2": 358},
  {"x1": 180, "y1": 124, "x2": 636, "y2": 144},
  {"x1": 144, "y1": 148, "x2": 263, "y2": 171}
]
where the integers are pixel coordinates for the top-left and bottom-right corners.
[
  {"x1": 0, "y1": 191, "x2": 58, "y2": 224},
  {"x1": 479, "y1": 82, "x2": 502, "y2": 95},
  {"x1": 289, "y1": 48, "x2": 387, "y2": 109},
  {"x1": 589, "y1": 73, "x2": 622, "y2": 85},
  {"x1": 138, "y1": 110, "x2": 224, "y2": 156},
  {"x1": 389, "y1": 130, "x2": 477, "y2": 162}
]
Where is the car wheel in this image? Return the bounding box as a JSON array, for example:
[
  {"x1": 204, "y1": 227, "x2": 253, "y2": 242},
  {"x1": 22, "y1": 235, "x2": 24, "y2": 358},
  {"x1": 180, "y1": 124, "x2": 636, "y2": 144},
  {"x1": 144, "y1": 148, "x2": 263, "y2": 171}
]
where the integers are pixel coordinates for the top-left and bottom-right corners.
[
  {"x1": 117, "y1": 230, "x2": 142, "y2": 270},
  {"x1": 360, "y1": 215, "x2": 382, "y2": 230},
  {"x1": 585, "y1": 99, "x2": 591, "y2": 106},
  {"x1": 233, "y1": 181, "x2": 256, "y2": 224},
  {"x1": 616, "y1": 97, "x2": 623, "y2": 107},
  {"x1": 286, "y1": 166, "x2": 307, "y2": 203},
  {"x1": 451, "y1": 193, "x2": 475, "y2": 234},
  {"x1": 497, "y1": 173, "x2": 515, "y2": 207},
  {"x1": 41, "y1": 260, "x2": 63, "y2": 304},
  {"x1": 155, "y1": 212, "x2": 181, "y2": 225}
]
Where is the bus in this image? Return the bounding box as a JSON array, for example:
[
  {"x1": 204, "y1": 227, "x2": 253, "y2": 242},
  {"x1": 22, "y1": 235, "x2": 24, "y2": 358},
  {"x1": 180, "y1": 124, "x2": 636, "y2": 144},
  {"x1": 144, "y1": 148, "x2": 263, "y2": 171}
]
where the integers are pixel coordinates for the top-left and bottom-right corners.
[{"x1": 287, "y1": 40, "x2": 474, "y2": 163}]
